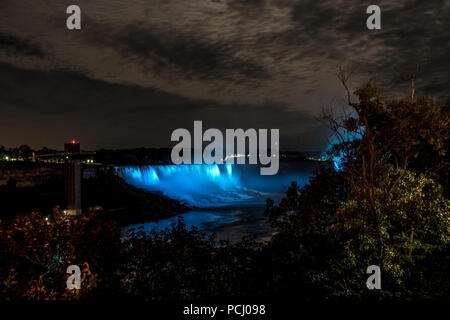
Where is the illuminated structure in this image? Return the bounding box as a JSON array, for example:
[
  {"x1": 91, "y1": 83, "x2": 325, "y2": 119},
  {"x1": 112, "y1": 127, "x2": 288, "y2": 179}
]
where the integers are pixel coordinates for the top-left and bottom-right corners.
[
  {"x1": 64, "y1": 140, "x2": 82, "y2": 215},
  {"x1": 35, "y1": 140, "x2": 95, "y2": 216}
]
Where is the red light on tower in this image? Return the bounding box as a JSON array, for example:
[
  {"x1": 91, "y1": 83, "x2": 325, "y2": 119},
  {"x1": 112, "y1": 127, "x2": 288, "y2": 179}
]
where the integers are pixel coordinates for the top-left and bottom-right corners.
[{"x1": 65, "y1": 141, "x2": 80, "y2": 153}]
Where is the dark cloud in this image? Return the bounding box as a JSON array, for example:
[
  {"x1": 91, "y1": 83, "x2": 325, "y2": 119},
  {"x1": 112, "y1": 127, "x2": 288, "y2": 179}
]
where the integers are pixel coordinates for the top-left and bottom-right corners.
[
  {"x1": 111, "y1": 24, "x2": 269, "y2": 81},
  {"x1": 0, "y1": 33, "x2": 44, "y2": 58},
  {"x1": 0, "y1": 0, "x2": 448, "y2": 149},
  {"x1": 270, "y1": 0, "x2": 450, "y2": 100},
  {"x1": 227, "y1": 0, "x2": 266, "y2": 11},
  {"x1": 366, "y1": 0, "x2": 450, "y2": 100},
  {"x1": 0, "y1": 64, "x2": 322, "y2": 150}
]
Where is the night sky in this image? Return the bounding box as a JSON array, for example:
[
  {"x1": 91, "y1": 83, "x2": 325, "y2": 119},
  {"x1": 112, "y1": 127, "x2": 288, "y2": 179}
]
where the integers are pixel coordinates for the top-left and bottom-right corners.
[{"x1": 0, "y1": 0, "x2": 449, "y2": 150}]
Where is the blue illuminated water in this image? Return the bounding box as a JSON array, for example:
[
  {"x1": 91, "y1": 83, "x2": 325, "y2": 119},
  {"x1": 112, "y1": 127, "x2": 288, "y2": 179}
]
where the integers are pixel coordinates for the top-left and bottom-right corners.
[
  {"x1": 116, "y1": 161, "x2": 324, "y2": 241},
  {"x1": 116, "y1": 164, "x2": 254, "y2": 207}
]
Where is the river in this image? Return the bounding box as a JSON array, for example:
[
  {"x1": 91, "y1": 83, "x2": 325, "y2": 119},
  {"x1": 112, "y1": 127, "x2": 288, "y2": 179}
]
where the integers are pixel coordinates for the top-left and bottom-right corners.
[{"x1": 116, "y1": 159, "x2": 326, "y2": 241}]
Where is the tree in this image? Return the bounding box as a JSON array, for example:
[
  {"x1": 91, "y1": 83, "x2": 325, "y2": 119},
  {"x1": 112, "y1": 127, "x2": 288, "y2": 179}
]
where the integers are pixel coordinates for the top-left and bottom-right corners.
[
  {"x1": 329, "y1": 164, "x2": 449, "y2": 298},
  {"x1": 266, "y1": 76, "x2": 449, "y2": 299},
  {"x1": 17, "y1": 145, "x2": 32, "y2": 160},
  {"x1": 323, "y1": 68, "x2": 449, "y2": 258},
  {"x1": 0, "y1": 208, "x2": 121, "y2": 300}
]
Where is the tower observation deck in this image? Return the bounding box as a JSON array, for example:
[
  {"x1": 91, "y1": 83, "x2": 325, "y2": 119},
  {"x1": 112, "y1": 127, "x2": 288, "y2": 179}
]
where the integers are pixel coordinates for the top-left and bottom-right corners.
[
  {"x1": 35, "y1": 140, "x2": 95, "y2": 216},
  {"x1": 64, "y1": 141, "x2": 82, "y2": 215}
]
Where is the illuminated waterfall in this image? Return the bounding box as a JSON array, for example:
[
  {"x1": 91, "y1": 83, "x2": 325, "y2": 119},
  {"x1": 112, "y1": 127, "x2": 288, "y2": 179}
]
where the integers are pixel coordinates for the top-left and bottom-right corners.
[
  {"x1": 115, "y1": 164, "x2": 255, "y2": 207},
  {"x1": 115, "y1": 162, "x2": 317, "y2": 207}
]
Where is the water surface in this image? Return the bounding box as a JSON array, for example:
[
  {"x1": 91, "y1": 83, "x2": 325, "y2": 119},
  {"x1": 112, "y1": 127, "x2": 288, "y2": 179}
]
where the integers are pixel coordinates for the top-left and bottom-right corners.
[{"x1": 117, "y1": 160, "x2": 323, "y2": 241}]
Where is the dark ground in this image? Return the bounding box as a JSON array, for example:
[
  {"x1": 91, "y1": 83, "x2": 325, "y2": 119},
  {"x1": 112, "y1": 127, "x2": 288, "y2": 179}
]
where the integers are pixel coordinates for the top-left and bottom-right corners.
[{"x1": 0, "y1": 164, "x2": 189, "y2": 226}]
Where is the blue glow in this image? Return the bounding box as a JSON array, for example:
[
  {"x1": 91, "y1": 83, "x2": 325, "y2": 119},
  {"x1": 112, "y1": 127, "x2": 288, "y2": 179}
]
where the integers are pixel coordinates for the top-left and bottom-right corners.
[
  {"x1": 206, "y1": 165, "x2": 220, "y2": 178},
  {"x1": 332, "y1": 153, "x2": 344, "y2": 171},
  {"x1": 115, "y1": 163, "x2": 316, "y2": 207},
  {"x1": 226, "y1": 163, "x2": 232, "y2": 176},
  {"x1": 323, "y1": 130, "x2": 362, "y2": 171},
  {"x1": 116, "y1": 164, "x2": 245, "y2": 207}
]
